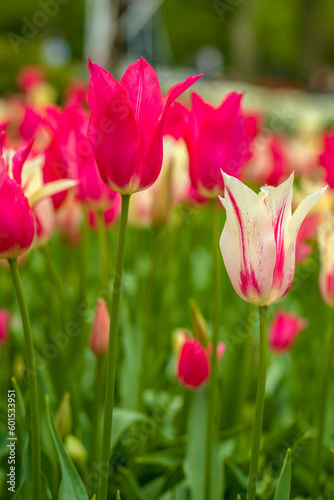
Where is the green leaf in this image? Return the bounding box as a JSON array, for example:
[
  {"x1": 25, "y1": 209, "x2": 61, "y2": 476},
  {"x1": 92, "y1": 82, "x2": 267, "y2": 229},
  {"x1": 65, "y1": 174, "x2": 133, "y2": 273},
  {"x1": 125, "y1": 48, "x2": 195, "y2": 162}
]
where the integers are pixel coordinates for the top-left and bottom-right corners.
[
  {"x1": 184, "y1": 387, "x2": 223, "y2": 500},
  {"x1": 45, "y1": 396, "x2": 89, "y2": 500},
  {"x1": 111, "y1": 408, "x2": 149, "y2": 450},
  {"x1": 119, "y1": 466, "x2": 146, "y2": 500},
  {"x1": 274, "y1": 448, "x2": 291, "y2": 500},
  {"x1": 116, "y1": 491, "x2": 121, "y2": 500}
]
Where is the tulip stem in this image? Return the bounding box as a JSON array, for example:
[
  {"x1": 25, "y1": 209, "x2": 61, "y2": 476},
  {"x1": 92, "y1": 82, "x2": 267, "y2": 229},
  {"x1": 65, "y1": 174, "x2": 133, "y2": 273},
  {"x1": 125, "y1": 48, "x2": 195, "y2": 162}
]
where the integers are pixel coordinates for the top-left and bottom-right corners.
[
  {"x1": 204, "y1": 199, "x2": 221, "y2": 500},
  {"x1": 247, "y1": 305, "x2": 268, "y2": 500},
  {"x1": 313, "y1": 315, "x2": 334, "y2": 500},
  {"x1": 91, "y1": 356, "x2": 104, "y2": 467},
  {"x1": 8, "y1": 258, "x2": 41, "y2": 500},
  {"x1": 98, "y1": 210, "x2": 109, "y2": 293},
  {"x1": 97, "y1": 194, "x2": 130, "y2": 500}
]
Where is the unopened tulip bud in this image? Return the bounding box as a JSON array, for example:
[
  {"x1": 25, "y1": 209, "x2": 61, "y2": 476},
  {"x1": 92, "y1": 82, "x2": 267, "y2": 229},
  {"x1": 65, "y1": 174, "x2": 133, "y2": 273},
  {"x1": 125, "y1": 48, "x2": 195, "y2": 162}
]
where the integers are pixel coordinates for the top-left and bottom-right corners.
[
  {"x1": 269, "y1": 310, "x2": 307, "y2": 352},
  {"x1": 64, "y1": 434, "x2": 87, "y2": 467},
  {"x1": 0, "y1": 309, "x2": 11, "y2": 344},
  {"x1": 176, "y1": 337, "x2": 210, "y2": 389},
  {"x1": 89, "y1": 299, "x2": 110, "y2": 357},
  {"x1": 189, "y1": 299, "x2": 209, "y2": 347},
  {"x1": 55, "y1": 392, "x2": 72, "y2": 439},
  {"x1": 172, "y1": 329, "x2": 188, "y2": 354}
]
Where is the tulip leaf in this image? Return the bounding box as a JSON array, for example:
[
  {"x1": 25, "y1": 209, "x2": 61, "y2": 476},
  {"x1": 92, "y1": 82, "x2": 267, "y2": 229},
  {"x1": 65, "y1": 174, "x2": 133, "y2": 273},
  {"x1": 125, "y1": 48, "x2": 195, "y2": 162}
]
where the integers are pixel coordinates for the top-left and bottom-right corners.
[
  {"x1": 119, "y1": 466, "x2": 146, "y2": 500},
  {"x1": 274, "y1": 448, "x2": 291, "y2": 500},
  {"x1": 45, "y1": 396, "x2": 89, "y2": 500},
  {"x1": 184, "y1": 387, "x2": 223, "y2": 500},
  {"x1": 110, "y1": 407, "x2": 150, "y2": 450}
]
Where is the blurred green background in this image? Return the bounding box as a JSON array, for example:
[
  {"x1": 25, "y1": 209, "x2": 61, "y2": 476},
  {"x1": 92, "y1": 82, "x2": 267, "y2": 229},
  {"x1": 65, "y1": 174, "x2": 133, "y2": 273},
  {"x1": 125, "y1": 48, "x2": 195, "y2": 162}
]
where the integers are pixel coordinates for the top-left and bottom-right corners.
[{"x1": 1, "y1": 0, "x2": 334, "y2": 94}]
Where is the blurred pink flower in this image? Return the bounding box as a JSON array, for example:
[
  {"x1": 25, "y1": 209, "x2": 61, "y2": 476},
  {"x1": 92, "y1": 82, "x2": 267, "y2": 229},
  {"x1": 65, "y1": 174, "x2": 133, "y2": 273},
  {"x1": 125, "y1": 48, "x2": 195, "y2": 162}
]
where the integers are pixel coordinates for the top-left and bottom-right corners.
[
  {"x1": 184, "y1": 92, "x2": 251, "y2": 198},
  {"x1": 295, "y1": 213, "x2": 320, "y2": 265},
  {"x1": 0, "y1": 309, "x2": 11, "y2": 344},
  {"x1": 269, "y1": 310, "x2": 307, "y2": 352},
  {"x1": 319, "y1": 134, "x2": 334, "y2": 188}
]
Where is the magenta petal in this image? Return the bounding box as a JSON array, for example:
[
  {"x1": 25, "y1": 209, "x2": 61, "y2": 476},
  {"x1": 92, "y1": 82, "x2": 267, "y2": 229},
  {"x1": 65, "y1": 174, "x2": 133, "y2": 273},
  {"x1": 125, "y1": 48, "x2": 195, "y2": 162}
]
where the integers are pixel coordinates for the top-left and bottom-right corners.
[
  {"x1": 120, "y1": 57, "x2": 164, "y2": 154},
  {"x1": 0, "y1": 176, "x2": 34, "y2": 259},
  {"x1": 12, "y1": 139, "x2": 34, "y2": 185},
  {"x1": 87, "y1": 59, "x2": 139, "y2": 193},
  {"x1": 137, "y1": 74, "x2": 201, "y2": 191}
]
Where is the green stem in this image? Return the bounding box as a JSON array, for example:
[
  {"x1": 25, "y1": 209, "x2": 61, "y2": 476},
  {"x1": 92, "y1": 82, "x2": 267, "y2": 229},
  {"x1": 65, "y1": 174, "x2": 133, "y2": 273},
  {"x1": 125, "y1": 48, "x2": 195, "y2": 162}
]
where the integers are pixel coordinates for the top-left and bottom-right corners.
[
  {"x1": 97, "y1": 210, "x2": 109, "y2": 293},
  {"x1": 8, "y1": 258, "x2": 41, "y2": 500},
  {"x1": 97, "y1": 194, "x2": 130, "y2": 500},
  {"x1": 91, "y1": 357, "x2": 104, "y2": 466},
  {"x1": 204, "y1": 199, "x2": 221, "y2": 500},
  {"x1": 313, "y1": 315, "x2": 334, "y2": 500},
  {"x1": 138, "y1": 225, "x2": 161, "y2": 409},
  {"x1": 247, "y1": 306, "x2": 268, "y2": 500}
]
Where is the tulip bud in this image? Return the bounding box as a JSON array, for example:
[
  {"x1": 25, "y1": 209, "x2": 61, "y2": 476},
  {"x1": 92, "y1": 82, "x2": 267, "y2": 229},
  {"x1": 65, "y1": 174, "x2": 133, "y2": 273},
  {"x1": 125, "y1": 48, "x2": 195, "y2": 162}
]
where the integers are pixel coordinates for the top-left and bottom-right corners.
[
  {"x1": 269, "y1": 310, "x2": 307, "y2": 352},
  {"x1": 176, "y1": 336, "x2": 210, "y2": 389},
  {"x1": 89, "y1": 299, "x2": 110, "y2": 357},
  {"x1": 189, "y1": 299, "x2": 209, "y2": 347},
  {"x1": 55, "y1": 392, "x2": 72, "y2": 439},
  {"x1": 0, "y1": 309, "x2": 11, "y2": 344},
  {"x1": 64, "y1": 434, "x2": 87, "y2": 467}
]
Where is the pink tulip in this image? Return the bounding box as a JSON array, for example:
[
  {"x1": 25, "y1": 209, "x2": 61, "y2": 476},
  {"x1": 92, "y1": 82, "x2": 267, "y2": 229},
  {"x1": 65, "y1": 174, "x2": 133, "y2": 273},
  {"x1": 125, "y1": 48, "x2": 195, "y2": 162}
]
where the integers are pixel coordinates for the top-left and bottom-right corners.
[
  {"x1": 87, "y1": 58, "x2": 201, "y2": 195},
  {"x1": 176, "y1": 336, "x2": 210, "y2": 389},
  {"x1": 0, "y1": 143, "x2": 35, "y2": 259},
  {"x1": 0, "y1": 309, "x2": 11, "y2": 344},
  {"x1": 89, "y1": 299, "x2": 110, "y2": 357},
  {"x1": 269, "y1": 310, "x2": 307, "y2": 352},
  {"x1": 318, "y1": 214, "x2": 334, "y2": 308},
  {"x1": 220, "y1": 172, "x2": 326, "y2": 306},
  {"x1": 319, "y1": 134, "x2": 334, "y2": 189},
  {"x1": 183, "y1": 92, "x2": 251, "y2": 198}
]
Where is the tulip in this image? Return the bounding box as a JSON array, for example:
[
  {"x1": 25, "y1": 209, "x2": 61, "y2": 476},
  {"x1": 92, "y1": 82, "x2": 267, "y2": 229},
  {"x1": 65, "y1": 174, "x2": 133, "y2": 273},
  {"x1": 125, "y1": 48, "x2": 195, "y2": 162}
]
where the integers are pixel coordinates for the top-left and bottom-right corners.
[
  {"x1": 318, "y1": 214, "x2": 334, "y2": 308},
  {"x1": 89, "y1": 299, "x2": 110, "y2": 357},
  {"x1": 87, "y1": 58, "x2": 201, "y2": 195},
  {"x1": 0, "y1": 309, "x2": 11, "y2": 344},
  {"x1": 319, "y1": 134, "x2": 334, "y2": 188},
  {"x1": 176, "y1": 336, "x2": 210, "y2": 389},
  {"x1": 269, "y1": 310, "x2": 307, "y2": 352},
  {"x1": 314, "y1": 214, "x2": 334, "y2": 498},
  {"x1": 88, "y1": 59, "x2": 201, "y2": 500},
  {"x1": 220, "y1": 172, "x2": 326, "y2": 306},
  {"x1": 244, "y1": 135, "x2": 287, "y2": 187},
  {"x1": 184, "y1": 92, "x2": 251, "y2": 198},
  {"x1": 219, "y1": 172, "x2": 325, "y2": 500}
]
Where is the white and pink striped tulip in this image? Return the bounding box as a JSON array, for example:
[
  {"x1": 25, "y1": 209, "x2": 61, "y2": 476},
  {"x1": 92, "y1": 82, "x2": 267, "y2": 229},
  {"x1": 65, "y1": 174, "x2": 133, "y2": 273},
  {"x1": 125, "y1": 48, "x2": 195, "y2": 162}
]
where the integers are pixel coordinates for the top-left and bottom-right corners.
[{"x1": 219, "y1": 172, "x2": 326, "y2": 306}]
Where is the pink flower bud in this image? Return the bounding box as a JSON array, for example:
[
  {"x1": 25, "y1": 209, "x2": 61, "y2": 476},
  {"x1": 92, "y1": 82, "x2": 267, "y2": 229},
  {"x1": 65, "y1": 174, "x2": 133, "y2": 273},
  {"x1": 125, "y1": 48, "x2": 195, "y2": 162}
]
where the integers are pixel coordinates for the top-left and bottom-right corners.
[
  {"x1": 176, "y1": 337, "x2": 210, "y2": 389},
  {"x1": 89, "y1": 299, "x2": 110, "y2": 357},
  {"x1": 269, "y1": 310, "x2": 307, "y2": 352},
  {"x1": 0, "y1": 309, "x2": 11, "y2": 344}
]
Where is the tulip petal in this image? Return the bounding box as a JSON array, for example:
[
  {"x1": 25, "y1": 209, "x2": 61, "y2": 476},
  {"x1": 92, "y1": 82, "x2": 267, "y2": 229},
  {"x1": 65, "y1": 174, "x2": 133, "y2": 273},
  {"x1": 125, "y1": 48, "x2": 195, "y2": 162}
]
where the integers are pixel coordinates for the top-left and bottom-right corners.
[
  {"x1": 220, "y1": 172, "x2": 276, "y2": 305},
  {"x1": 120, "y1": 57, "x2": 164, "y2": 154},
  {"x1": 29, "y1": 179, "x2": 78, "y2": 208},
  {"x1": 268, "y1": 186, "x2": 327, "y2": 304},
  {"x1": 87, "y1": 59, "x2": 139, "y2": 193},
  {"x1": 261, "y1": 174, "x2": 293, "y2": 293},
  {"x1": 12, "y1": 139, "x2": 34, "y2": 185},
  {"x1": 137, "y1": 74, "x2": 201, "y2": 191}
]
